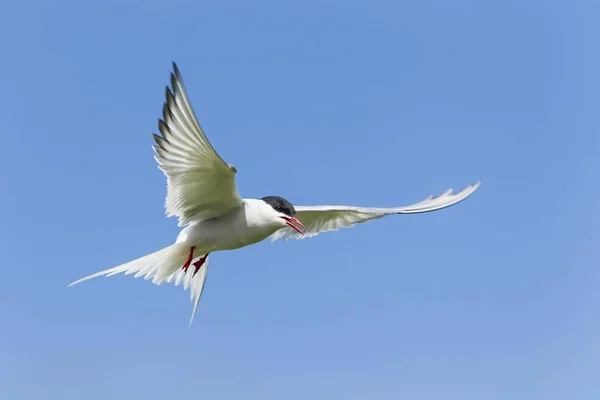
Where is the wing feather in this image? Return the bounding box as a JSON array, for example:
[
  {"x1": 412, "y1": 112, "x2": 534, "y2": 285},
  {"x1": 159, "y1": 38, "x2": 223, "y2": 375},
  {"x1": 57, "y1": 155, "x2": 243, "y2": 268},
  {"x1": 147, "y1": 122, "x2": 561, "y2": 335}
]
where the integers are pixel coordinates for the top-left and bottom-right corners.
[
  {"x1": 270, "y1": 181, "x2": 481, "y2": 241},
  {"x1": 153, "y1": 63, "x2": 242, "y2": 226}
]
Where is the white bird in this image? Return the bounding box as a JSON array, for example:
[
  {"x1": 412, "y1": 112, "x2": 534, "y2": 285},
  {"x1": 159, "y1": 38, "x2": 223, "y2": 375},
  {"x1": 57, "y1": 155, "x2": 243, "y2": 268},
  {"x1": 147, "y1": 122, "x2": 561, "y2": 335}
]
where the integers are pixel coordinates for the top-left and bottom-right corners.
[{"x1": 69, "y1": 63, "x2": 481, "y2": 325}]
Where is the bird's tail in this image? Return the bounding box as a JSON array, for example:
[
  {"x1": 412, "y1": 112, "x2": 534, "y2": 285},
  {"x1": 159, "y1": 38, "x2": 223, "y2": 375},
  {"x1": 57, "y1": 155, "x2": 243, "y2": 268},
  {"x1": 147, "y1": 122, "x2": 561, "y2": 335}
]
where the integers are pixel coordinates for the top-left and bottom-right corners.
[{"x1": 68, "y1": 243, "x2": 210, "y2": 326}]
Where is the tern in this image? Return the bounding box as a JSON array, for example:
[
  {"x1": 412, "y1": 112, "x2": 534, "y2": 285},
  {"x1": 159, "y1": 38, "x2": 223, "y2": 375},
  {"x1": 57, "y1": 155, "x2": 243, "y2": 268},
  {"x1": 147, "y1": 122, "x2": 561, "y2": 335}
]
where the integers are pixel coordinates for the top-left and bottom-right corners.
[{"x1": 69, "y1": 63, "x2": 481, "y2": 325}]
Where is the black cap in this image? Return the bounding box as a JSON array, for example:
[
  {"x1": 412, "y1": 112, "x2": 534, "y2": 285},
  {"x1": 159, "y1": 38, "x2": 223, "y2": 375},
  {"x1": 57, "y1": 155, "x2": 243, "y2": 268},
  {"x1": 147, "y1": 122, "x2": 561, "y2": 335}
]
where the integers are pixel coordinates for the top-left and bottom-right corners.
[{"x1": 261, "y1": 196, "x2": 296, "y2": 217}]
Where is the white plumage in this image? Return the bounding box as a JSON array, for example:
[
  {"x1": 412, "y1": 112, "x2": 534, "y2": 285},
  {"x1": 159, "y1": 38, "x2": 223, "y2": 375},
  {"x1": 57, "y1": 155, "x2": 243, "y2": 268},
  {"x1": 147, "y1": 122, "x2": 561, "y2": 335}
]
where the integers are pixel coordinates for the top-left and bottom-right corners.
[
  {"x1": 69, "y1": 63, "x2": 481, "y2": 325},
  {"x1": 154, "y1": 64, "x2": 241, "y2": 225},
  {"x1": 270, "y1": 181, "x2": 481, "y2": 241}
]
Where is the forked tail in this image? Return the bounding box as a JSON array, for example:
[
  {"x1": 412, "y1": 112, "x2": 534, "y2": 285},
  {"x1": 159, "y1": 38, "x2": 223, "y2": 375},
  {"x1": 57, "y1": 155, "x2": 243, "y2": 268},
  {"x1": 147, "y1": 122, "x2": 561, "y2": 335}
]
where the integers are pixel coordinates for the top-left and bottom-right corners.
[{"x1": 68, "y1": 243, "x2": 210, "y2": 326}]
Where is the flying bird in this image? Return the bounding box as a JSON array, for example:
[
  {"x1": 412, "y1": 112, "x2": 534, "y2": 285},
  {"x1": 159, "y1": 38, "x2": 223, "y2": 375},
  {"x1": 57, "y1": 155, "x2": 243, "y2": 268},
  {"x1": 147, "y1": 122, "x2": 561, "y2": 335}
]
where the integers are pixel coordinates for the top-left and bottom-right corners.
[{"x1": 69, "y1": 63, "x2": 481, "y2": 325}]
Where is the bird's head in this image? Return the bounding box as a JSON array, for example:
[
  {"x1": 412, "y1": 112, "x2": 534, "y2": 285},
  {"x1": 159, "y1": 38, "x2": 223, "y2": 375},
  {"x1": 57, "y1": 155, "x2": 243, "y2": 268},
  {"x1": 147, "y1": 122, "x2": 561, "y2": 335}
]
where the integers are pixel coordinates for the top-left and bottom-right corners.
[{"x1": 260, "y1": 196, "x2": 307, "y2": 235}]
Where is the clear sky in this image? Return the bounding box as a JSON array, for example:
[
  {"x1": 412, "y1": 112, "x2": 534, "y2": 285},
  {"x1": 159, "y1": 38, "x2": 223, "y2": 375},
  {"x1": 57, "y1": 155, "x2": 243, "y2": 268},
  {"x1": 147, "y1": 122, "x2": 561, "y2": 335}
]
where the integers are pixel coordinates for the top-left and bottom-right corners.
[{"x1": 1, "y1": 0, "x2": 599, "y2": 399}]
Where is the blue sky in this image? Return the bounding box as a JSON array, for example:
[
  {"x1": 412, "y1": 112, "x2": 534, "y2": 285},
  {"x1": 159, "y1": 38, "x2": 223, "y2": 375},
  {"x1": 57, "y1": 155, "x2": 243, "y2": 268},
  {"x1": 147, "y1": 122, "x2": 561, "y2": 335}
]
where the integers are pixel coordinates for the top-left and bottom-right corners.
[{"x1": 1, "y1": 0, "x2": 599, "y2": 399}]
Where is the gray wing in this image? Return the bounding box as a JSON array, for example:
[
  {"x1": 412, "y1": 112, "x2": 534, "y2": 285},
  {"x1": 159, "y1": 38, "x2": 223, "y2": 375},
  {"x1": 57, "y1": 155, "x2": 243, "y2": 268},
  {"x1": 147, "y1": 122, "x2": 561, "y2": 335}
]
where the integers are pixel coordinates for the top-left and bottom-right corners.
[
  {"x1": 270, "y1": 181, "x2": 481, "y2": 241},
  {"x1": 153, "y1": 63, "x2": 242, "y2": 226}
]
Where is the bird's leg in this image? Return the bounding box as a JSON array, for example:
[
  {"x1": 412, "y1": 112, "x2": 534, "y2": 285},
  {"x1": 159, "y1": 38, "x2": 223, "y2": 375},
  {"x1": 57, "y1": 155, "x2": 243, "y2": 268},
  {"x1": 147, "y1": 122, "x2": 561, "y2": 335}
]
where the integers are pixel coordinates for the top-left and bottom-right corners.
[
  {"x1": 192, "y1": 253, "x2": 209, "y2": 277},
  {"x1": 181, "y1": 246, "x2": 196, "y2": 274}
]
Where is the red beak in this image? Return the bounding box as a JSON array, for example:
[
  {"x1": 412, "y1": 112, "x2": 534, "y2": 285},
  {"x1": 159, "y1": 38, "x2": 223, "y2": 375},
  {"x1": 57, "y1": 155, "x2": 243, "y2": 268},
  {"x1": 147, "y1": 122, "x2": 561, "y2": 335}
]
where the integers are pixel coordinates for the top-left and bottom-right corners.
[{"x1": 281, "y1": 216, "x2": 307, "y2": 235}]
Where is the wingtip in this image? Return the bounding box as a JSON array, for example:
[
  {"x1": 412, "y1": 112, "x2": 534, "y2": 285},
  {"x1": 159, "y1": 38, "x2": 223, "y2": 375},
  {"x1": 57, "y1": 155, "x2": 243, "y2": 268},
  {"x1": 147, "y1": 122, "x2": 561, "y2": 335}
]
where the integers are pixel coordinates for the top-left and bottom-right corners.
[
  {"x1": 67, "y1": 279, "x2": 81, "y2": 288},
  {"x1": 172, "y1": 62, "x2": 181, "y2": 78}
]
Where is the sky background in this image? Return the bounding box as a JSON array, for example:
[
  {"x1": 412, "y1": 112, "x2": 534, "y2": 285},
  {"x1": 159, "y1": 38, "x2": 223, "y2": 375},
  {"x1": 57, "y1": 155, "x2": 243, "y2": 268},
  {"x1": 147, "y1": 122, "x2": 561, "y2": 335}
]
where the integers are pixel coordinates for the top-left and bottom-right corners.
[{"x1": 1, "y1": 0, "x2": 599, "y2": 399}]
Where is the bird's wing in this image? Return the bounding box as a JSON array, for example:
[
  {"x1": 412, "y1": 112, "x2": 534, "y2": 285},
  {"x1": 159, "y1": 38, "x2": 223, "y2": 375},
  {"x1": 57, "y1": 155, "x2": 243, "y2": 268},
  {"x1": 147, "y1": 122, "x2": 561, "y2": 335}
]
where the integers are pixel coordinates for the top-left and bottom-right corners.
[
  {"x1": 153, "y1": 63, "x2": 242, "y2": 226},
  {"x1": 270, "y1": 181, "x2": 481, "y2": 241}
]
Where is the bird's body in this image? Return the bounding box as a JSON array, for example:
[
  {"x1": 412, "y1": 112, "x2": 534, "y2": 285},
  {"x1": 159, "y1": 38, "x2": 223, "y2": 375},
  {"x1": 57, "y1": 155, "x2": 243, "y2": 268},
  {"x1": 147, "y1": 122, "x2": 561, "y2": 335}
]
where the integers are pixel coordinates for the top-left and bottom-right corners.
[
  {"x1": 69, "y1": 62, "x2": 481, "y2": 325},
  {"x1": 176, "y1": 199, "x2": 286, "y2": 252}
]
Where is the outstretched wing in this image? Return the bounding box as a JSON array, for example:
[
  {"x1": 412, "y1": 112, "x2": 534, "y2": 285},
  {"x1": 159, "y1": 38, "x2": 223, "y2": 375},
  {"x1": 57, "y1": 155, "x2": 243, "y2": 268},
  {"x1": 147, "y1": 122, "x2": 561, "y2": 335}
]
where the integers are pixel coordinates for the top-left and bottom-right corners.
[
  {"x1": 270, "y1": 181, "x2": 481, "y2": 241},
  {"x1": 153, "y1": 63, "x2": 242, "y2": 226}
]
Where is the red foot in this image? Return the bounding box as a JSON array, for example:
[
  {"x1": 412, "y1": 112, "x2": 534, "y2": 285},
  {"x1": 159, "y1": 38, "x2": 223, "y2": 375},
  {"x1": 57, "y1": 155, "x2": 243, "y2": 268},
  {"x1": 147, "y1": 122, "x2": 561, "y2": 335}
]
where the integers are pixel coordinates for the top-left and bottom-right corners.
[
  {"x1": 192, "y1": 253, "x2": 209, "y2": 277},
  {"x1": 181, "y1": 246, "x2": 196, "y2": 274}
]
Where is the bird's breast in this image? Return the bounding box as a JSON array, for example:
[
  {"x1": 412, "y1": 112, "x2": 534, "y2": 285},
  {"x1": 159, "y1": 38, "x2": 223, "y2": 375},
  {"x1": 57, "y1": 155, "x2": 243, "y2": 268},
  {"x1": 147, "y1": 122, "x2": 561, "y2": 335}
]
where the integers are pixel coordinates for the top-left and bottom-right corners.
[{"x1": 176, "y1": 210, "x2": 278, "y2": 252}]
